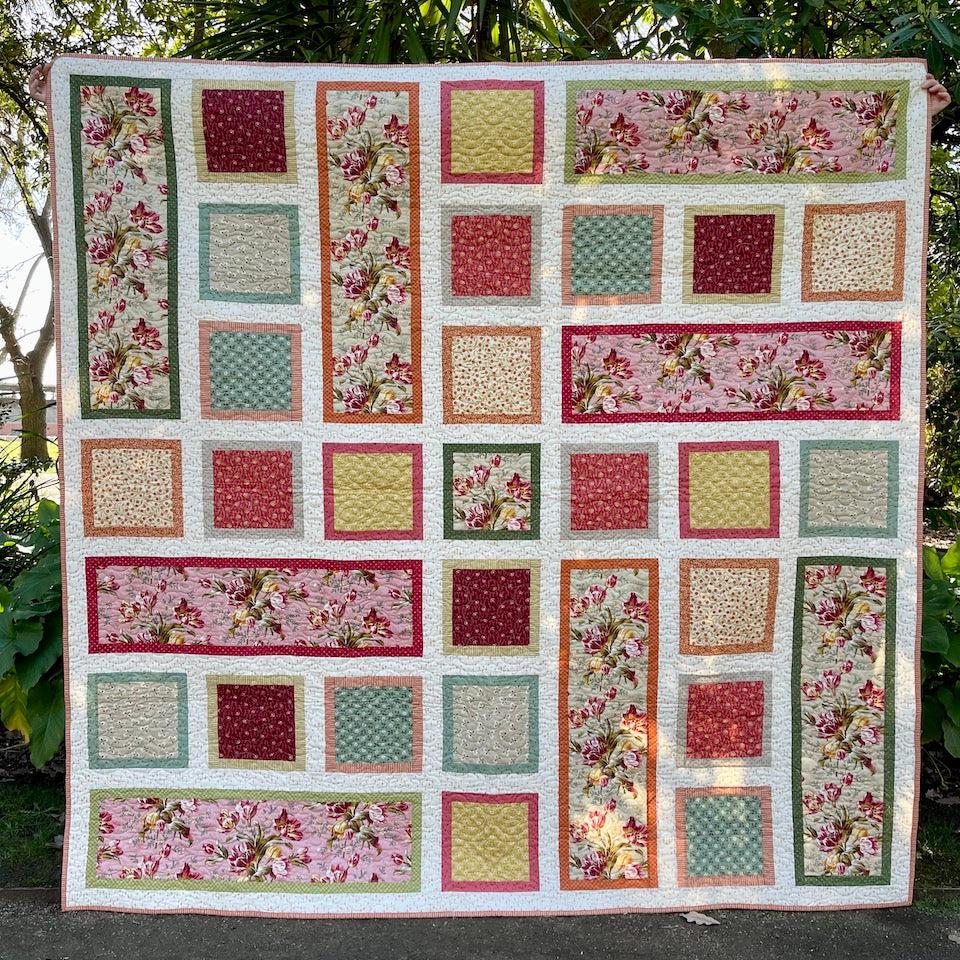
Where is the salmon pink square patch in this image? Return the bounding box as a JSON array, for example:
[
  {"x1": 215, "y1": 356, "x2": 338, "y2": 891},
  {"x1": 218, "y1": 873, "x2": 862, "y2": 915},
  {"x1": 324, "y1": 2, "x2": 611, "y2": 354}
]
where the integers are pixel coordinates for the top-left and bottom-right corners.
[
  {"x1": 203, "y1": 442, "x2": 303, "y2": 538},
  {"x1": 680, "y1": 675, "x2": 770, "y2": 766}
]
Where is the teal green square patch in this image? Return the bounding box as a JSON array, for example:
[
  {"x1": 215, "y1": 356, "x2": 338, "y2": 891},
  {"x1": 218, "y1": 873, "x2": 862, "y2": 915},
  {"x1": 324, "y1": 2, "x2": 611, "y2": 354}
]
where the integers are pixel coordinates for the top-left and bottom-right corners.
[
  {"x1": 331, "y1": 683, "x2": 416, "y2": 768},
  {"x1": 209, "y1": 330, "x2": 293, "y2": 413},
  {"x1": 570, "y1": 213, "x2": 653, "y2": 297},
  {"x1": 684, "y1": 793, "x2": 764, "y2": 879}
]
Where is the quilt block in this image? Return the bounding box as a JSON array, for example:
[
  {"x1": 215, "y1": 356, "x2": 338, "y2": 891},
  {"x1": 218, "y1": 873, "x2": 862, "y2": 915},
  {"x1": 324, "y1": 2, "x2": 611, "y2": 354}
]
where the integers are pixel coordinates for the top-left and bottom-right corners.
[{"x1": 50, "y1": 57, "x2": 926, "y2": 917}]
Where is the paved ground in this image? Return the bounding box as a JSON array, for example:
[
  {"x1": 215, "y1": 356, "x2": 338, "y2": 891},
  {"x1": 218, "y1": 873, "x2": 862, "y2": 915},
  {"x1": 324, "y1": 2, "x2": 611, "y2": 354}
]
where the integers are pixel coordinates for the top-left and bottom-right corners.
[{"x1": 0, "y1": 897, "x2": 957, "y2": 960}]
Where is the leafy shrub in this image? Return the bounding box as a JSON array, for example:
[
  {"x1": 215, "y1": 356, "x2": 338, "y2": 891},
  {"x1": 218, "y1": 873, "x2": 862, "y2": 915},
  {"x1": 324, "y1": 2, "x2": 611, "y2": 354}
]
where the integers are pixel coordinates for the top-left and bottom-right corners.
[{"x1": 921, "y1": 542, "x2": 960, "y2": 758}]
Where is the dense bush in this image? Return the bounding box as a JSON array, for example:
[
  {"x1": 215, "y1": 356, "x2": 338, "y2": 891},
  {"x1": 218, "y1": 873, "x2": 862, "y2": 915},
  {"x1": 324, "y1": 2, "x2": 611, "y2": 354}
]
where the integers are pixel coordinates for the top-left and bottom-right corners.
[{"x1": 922, "y1": 543, "x2": 960, "y2": 758}]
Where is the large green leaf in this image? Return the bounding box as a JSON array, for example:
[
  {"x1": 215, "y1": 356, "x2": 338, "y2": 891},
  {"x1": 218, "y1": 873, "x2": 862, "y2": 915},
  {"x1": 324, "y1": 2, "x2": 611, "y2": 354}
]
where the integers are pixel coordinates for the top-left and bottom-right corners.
[
  {"x1": 922, "y1": 615, "x2": 951, "y2": 653},
  {"x1": 924, "y1": 545, "x2": 945, "y2": 580},
  {"x1": 942, "y1": 540, "x2": 960, "y2": 577},
  {"x1": 26, "y1": 676, "x2": 64, "y2": 769},
  {"x1": 0, "y1": 673, "x2": 30, "y2": 740},
  {"x1": 14, "y1": 616, "x2": 62, "y2": 691},
  {"x1": 923, "y1": 577, "x2": 957, "y2": 616},
  {"x1": 944, "y1": 718, "x2": 960, "y2": 759}
]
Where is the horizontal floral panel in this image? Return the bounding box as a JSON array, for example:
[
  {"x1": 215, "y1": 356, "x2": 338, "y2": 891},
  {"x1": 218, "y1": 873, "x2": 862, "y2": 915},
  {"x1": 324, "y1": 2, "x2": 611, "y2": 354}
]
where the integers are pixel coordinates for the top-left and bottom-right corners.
[
  {"x1": 566, "y1": 81, "x2": 906, "y2": 182},
  {"x1": 86, "y1": 557, "x2": 422, "y2": 656},
  {"x1": 562, "y1": 322, "x2": 900, "y2": 423},
  {"x1": 90, "y1": 792, "x2": 420, "y2": 891}
]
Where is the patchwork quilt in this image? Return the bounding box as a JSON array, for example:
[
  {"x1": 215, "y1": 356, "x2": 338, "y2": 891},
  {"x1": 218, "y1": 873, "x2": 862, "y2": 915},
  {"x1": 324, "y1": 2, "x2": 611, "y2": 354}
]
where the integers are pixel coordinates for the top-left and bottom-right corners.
[{"x1": 48, "y1": 55, "x2": 928, "y2": 916}]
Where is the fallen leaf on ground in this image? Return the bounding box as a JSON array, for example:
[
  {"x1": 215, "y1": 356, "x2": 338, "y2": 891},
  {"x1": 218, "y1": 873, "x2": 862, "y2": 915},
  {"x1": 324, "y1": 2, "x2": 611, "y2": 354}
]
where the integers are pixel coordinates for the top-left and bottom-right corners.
[{"x1": 681, "y1": 912, "x2": 720, "y2": 926}]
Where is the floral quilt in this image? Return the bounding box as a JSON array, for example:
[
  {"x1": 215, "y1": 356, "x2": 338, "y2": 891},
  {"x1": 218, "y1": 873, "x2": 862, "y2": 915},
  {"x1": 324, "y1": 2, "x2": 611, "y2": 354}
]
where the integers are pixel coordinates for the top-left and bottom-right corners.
[{"x1": 48, "y1": 57, "x2": 926, "y2": 916}]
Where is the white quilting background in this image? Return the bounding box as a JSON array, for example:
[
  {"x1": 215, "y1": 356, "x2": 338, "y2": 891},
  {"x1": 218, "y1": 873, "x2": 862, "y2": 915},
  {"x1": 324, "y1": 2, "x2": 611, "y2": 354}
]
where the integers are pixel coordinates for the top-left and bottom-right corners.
[{"x1": 49, "y1": 56, "x2": 926, "y2": 916}]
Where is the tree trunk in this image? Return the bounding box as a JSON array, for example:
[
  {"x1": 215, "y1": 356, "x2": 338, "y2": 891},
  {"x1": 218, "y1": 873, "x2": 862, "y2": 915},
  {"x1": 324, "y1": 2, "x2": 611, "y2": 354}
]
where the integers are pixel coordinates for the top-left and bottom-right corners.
[{"x1": 13, "y1": 358, "x2": 50, "y2": 463}]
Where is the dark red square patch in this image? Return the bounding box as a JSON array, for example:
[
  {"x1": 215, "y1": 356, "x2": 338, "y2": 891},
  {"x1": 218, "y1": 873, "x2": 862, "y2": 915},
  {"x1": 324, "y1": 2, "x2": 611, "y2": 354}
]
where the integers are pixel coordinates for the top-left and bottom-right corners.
[
  {"x1": 692, "y1": 213, "x2": 775, "y2": 295},
  {"x1": 210, "y1": 447, "x2": 296, "y2": 530},
  {"x1": 684, "y1": 679, "x2": 766, "y2": 761},
  {"x1": 216, "y1": 682, "x2": 297, "y2": 762},
  {"x1": 450, "y1": 214, "x2": 533, "y2": 298},
  {"x1": 569, "y1": 452, "x2": 649, "y2": 531},
  {"x1": 451, "y1": 567, "x2": 531, "y2": 648},
  {"x1": 201, "y1": 88, "x2": 289, "y2": 175}
]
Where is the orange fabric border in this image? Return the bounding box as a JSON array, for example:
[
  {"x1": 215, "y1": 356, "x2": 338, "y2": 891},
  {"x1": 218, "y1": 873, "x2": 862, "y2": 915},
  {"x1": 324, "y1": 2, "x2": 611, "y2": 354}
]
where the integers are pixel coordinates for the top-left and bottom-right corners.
[
  {"x1": 316, "y1": 82, "x2": 422, "y2": 423},
  {"x1": 560, "y1": 205, "x2": 663, "y2": 306},
  {"x1": 441, "y1": 325, "x2": 541, "y2": 424},
  {"x1": 558, "y1": 558, "x2": 659, "y2": 890},
  {"x1": 801, "y1": 200, "x2": 906, "y2": 302},
  {"x1": 678, "y1": 558, "x2": 778, "y2": 656},
  {"x1": 79, "y1": 438, "x2": 183, "y2": 538},
  {"x1": 675, "y1": 786, "x2": 775, "y2": 887}
]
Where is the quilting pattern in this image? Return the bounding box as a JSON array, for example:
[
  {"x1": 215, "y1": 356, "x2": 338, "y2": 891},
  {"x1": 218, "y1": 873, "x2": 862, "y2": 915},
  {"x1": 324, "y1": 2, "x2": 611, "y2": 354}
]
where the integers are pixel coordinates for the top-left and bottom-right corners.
[{"x1": 52, "y1": 58, "x2": 924, "y2": 917}]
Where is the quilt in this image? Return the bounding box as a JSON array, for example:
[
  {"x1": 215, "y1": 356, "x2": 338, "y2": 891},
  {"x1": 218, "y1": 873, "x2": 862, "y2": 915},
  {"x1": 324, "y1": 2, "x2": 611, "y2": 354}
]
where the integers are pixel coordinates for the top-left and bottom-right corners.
[{"x1": 47, "y1": 55, "x2": 929, "y2": 916}]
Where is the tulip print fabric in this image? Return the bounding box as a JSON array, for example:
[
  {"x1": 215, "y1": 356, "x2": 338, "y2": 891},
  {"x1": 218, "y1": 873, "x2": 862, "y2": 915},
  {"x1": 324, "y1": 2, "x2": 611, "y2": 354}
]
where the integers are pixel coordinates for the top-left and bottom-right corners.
[{"x1": 49, "y1": 57, "x2": 927, "y2": 917}]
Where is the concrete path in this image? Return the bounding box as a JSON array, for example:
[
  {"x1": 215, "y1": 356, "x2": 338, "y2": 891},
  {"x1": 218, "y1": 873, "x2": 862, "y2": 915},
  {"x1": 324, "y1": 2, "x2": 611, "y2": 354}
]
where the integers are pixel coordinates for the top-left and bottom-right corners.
[{"x1": 0, "y1": 899, "x2": 957, "y2": 960}]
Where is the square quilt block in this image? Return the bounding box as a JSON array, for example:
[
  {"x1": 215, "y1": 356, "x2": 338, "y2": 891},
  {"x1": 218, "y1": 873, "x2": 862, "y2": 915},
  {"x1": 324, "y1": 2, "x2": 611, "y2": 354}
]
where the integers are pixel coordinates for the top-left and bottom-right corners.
[
  {"x1": 199, "y1": 203, "x2": 301, "y2": 304},
  {"x1": 207, "y1": 675, "x2": 305, "y2": 771},
  {"x1": 325, "y1": 677, "x2": 422, "y2": 773},
  {"x1": 802, "y1": 201, "x2": 906, "y2": 301},
  {"x1": 80, "y1": 439, "x2": 182, "y2": 538},
  {"x1": 442, "y1": 325, "x2": 540, "y2": 424},
  {"x1": 800, "y1": 440, "x2": 898, "y2": 538},
  {"x1": 676, "y1": 787, "x2": 774, "y2": 886},
  {"x1": 443, "y1": 444, "x2": 540, "y2": 540},
  {"x1": 442, "y1": 675, "x2": 539, "y2": 774},
  {"x1": 679, "y1": 441, "x2": 780, "y2": 538},
  {"x1": 679, "y1": 674, "x2": 771, "y2": 767},
  {"x1": 442, "y1": 206, "x2": 541, "y2": 304},
  {"x1": 561, "y1": 443, "x2": 658, "y2": 539},
  {"x1": 203, "y1": 441, "x2": 303, "y2": 538},
  {"x1": 193, "y1": 80, "x2": 296, "y2": 182},
  {"x1": 441, "y1": 792, "x2": 539, "y2": 892},
  {"x1": 561, "y1": 205, "x2": 663, "y2": 304},
  {"x1": 679, "y1": 559, "x2": 778, "y2": 655},
  {"x1": 88, "y1": 673, "x2": 187, "y2": 769},
  {"x1": 442, "y1": 560, "x2": 540, "y2": 656},
  {"x1": 199, "y1": 320, "x2": 302, "y2": 421},
  {"x1": 441, "y1": 80, "x2": 544, "y2": 184},
  {"x1": 683, "y1": 205, "x2": 783, "y2": 303},
  {"x1": 322, "y1": 442, "x2": 423, "y2": 540}
]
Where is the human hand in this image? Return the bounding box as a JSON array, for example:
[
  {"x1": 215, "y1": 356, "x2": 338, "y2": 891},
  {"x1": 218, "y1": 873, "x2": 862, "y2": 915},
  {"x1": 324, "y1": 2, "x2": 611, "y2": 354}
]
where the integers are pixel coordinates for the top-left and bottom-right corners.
[
  {"x1": 27, "y1": 63, "x2": 51, "y2": 103},
  {"x1": 922, "y1": 74, "x2": 951, "y2": 117}
]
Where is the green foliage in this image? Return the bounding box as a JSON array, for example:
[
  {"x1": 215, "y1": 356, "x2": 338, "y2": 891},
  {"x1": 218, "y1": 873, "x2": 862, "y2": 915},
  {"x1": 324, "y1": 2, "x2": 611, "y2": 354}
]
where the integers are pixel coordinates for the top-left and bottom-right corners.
[
  {"x1": 921, "y1": 543, "x2": 960, "y2": 758},
  {"x1": 0, "y1": 499, "x2": 63, "y2": 768}
]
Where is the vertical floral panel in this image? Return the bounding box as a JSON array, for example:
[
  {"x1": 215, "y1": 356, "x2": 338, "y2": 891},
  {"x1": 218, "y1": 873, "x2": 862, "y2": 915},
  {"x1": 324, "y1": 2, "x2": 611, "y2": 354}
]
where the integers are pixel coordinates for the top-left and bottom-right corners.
[
  {"x1": 793, "y1": 559, "x2": 895, "y2": 883},
  {"x1": 319, "y1": 85, "x2": 420, "y2": 421},
  {"x1": 72, "y1": 78, "x2": 177, "y2": 416},
  {"x1": 91, "y1": 793, "x2": 419, "y2": 889},
  {"x1": 561, "y1": 561, "x2": 658, "y2": 888}
]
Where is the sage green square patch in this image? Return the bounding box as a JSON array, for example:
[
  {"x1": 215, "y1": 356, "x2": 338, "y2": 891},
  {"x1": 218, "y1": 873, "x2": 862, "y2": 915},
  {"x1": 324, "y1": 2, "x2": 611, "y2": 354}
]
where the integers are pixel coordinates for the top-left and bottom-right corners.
[
  {"x1": 331, "y1": 683, "x2": 415, "y2": 768},
  {"x1": 209, "y1": 330, "x2": 293, "y2": 413},
  {"x1": 685, "y1": 794, "x2": 764, "y2": 878},
  {"x1": 570, "y1": 213, "x2": 653, "y2": 296}
]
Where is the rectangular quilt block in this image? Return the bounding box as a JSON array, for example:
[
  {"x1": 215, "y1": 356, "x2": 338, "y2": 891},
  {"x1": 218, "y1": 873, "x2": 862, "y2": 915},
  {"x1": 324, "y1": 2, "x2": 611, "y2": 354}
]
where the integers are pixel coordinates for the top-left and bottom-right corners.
[{"x1": 51, "y1": 57, "x2": 926, "y2": 918}]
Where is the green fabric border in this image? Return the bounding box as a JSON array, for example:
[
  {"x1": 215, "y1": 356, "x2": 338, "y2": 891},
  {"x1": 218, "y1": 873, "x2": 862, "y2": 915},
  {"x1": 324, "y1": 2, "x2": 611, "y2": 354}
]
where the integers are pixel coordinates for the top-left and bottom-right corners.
[
  {"x1": 198, "y1": 202, "x2": 302, "y2": 304},
  {"x1": 87, "y1": 673, "x2": 188, "y2": 769},
  {"x1": 441, "y1": 674, "x2": 539, "y2": 774},
  {"x1": 798, "y1": 440, "x2": 899, "y2": 538},
  {"x1": 564, "y1": 79, "x2": 909, "y2": 184},
  {"x1": 791, "y1": 556, "x2": 896, "y2": 885},
  {"x1": 86, "y1": 789, "x2": 422, "y2": 893},
  {"x1": 442, "y1": 443, "x2": 541, "y2": 540},
  {"x1": 71, "y1": 74, "x2": 180, "y2": 419}
]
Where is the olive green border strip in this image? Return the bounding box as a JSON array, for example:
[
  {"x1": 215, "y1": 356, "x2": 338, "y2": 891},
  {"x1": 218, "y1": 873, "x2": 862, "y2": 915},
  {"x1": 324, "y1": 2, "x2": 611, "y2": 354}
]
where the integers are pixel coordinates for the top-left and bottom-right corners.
[
  {"x1": 791, "y1": 556, "x2": 896, "y2": 885},
  {"x1": 86, "y1": 790, "x2": 421, "y2": 893},
  {"x1": 564, "y1": 79, "x2": 909, "y2": 183},
  {"x1": 71, "y1": 74, "x2": 180, "y2": 419}
]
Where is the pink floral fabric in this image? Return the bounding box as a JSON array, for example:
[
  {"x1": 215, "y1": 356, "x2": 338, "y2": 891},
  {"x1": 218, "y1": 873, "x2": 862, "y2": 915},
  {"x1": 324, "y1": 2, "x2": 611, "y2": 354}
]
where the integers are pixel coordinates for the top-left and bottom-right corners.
[
  {"x1": 77, "y1": 84, "x2": 174, "y2": 412},
  {"x1": 449, "y1": 451, "x2": 534, "y2": 533},
  {"x1": 89, "y1": 560, "x2": 419, "y2": 654},
  {"x1": 564, "y1": 324, "x2": 898, "y2": 422},
  {"x1": 322, "y1": 89, "x2": 418, "y2": 416},
  {"x1": 572, "y1": 87, "x2": 899, "y2": 176},
  {"x1": 564, "y1": 565, "x2": 655, "y2": 883},
  {"x1": 94, "y1": 796, "x2": 415, "y2": 885},
  {"x1": 797, "y1": 563, "x2": 891, "y2": 878}
]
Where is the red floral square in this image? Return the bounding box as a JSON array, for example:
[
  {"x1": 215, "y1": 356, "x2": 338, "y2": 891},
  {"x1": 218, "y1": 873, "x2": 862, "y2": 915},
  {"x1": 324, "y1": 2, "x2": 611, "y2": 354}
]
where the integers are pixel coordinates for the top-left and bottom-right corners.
[
  {"x1": 209, "y1": 446, "x2": 299, "y2": 532},
  {"x1": 570, "y1": 452, "x2": 649, "y2": 531},
  {"x1": 452, "y1": 567, "x2": 531, "y2": 648},
  {"x1": 684, "y1": 679, "x2": 766, "y2": 761},
  {"x1": 216, "y1": 682, "x2": 297, "y2": 762},
  {"x1": 692, "y1": 213, "x2": 776, "y2": 295},
  {"x1": 200, "y1": 88, "x2": 289, "y2": 174},
  {"x1": 449, "y1": 213, "x2": 533, "y2": 298}
]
